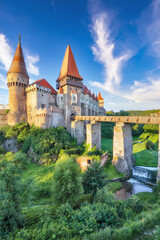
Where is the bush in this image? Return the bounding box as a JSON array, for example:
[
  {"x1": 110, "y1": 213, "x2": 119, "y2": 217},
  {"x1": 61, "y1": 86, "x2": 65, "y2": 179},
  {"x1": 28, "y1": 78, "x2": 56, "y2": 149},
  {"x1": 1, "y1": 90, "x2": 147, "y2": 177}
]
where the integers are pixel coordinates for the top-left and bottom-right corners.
[
  {"x1": 0, "y1": 160, "x2": 22, "y2": 237},
  {"x1": 145, "y1": 140, "x2": 155, "y2": 150},
  {"x1": 83, "y1": 161, "x2": 107, "y2": 196},
  {"x1": 52, "y1": 155, "x2": 83, "y2": 206},
  {"x1": 0, "y1": 145, "x2": 5, "y2": 154}
]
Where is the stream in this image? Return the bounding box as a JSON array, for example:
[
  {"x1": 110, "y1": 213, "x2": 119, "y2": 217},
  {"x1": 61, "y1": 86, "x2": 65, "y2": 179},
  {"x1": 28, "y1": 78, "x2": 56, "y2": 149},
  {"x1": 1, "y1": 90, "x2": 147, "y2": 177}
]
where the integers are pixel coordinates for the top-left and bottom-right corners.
[{"x1": 115, "y1": 166, "x2": 157, "y2": 199}]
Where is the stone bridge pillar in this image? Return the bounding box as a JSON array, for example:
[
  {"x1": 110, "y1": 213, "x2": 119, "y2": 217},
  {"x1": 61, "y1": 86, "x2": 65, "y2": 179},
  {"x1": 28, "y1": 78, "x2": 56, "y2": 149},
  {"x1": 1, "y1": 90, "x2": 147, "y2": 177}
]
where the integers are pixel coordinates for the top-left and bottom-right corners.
[
  {"x1": 86, "y1": 122, "x2": 101, "y2": 149},
  {"x1": 112, "y1": 122, "x2": 134, "y2": 174},
  {"x1": 71, "y1": 120, "x2": 85, "y2": 144},
  {"x1": 157, "y1": 125, "x2": 160, "y2": 183}
]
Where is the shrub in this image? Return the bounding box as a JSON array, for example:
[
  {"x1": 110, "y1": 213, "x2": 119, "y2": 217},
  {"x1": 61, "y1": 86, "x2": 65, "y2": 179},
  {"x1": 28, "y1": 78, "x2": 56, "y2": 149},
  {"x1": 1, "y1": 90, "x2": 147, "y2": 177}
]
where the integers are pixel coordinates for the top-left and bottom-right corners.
[
  {"x1": 145, "y1": 140, "x2": 155, "y2": 150},
  {"x1": 82, "y1": 160, "x2": 107, "y2": 196},
  {"x1": 52, "y1": 155, "x2": 83, "y2": 206},
  {"x1": 0, "y1": 160, "x2": 22, "y2": 237},
  {"x1": 0, "y1": 145, "x2": 5, "y2": 154}
]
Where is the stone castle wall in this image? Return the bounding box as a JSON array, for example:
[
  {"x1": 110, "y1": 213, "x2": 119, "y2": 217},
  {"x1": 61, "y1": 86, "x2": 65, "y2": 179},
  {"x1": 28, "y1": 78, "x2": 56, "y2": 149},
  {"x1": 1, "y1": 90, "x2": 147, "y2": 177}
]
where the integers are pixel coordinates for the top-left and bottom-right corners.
[{"x1": 0, "y1": 110, "x2": 8, "y2": 127}]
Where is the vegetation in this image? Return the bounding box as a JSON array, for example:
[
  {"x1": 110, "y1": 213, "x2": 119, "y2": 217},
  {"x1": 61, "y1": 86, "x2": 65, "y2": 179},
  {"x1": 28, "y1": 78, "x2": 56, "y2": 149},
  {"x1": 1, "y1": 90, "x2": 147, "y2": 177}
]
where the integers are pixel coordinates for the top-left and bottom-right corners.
[
  {"x1": 0, "y1": 117, "x2": 160, "y2": 239},
  {"x1": 52, "y1": 154, "x2": 83, "y2": 206},
  {"x1": 82, "y1": 161, "x2": 107, "y2": 196}
]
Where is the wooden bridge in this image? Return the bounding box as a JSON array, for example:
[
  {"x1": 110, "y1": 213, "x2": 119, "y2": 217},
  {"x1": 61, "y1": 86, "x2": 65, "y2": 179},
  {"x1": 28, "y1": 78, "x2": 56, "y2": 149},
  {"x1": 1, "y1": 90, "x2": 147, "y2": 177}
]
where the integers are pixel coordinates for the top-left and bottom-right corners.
[{"x1": 72, "y1": 115, "x2": 160, "y2": 183}]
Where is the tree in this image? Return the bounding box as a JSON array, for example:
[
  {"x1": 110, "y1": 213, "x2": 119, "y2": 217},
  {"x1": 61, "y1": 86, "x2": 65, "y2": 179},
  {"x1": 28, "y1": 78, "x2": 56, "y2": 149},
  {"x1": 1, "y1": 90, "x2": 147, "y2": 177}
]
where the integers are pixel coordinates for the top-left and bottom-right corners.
[
  {"x1": 52, "y1": 155, "x2": 83, "y2": 206},
  {"x1": 0, "y1": 160, "x2": 22, "y2": 237},
  {"x1": 82, "y1": 160, "x2": 107, "y2": 196}
]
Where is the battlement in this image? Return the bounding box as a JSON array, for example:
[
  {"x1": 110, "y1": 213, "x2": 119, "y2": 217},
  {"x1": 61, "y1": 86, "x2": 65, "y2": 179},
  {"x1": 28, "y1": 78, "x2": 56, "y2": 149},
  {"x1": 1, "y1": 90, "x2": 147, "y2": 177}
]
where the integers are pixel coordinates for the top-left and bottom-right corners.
[{"x1": 26, "y1": 84, "x2": 51, "y2": 93}]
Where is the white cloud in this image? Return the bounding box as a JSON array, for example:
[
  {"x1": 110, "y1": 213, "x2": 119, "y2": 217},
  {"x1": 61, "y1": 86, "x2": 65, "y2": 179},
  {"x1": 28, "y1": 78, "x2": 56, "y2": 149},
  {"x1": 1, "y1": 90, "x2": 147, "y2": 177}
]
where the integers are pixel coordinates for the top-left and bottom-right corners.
[
  {"x1": 0, "y1": 34, "x2": 13, "y2": 71},
  {"x1": 0, "y1": 73, "x2": 7, "y2": 89},
  {"x1": 25, "y1": 53, "x2": 40, "y2": 76},
  {"x1": 90, "y1": 12, "x2": 133, "y2": 94},
  {"x1": 89, "y1": 5, "x2": 160, "y2": 107}
]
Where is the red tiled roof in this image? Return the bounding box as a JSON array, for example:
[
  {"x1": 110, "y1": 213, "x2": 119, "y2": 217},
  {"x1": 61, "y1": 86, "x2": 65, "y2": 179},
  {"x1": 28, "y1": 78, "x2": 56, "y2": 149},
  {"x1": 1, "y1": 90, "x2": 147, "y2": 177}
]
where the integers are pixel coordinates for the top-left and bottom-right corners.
[
  {"x1": 58, "y1": 86, "x2": 64, "y2": 94},
  {"x1": 57, "y1": 45, "x2": 83, "y2": 81},
  {"x1": 31, "y1": 79, "x2": 57, "y2": 95},
  {"x1": 89, "y1": 90, "x2": 92, "y2": 97},
  {"x1": 96, "y1": 95, "x2": 98, "y2": 101},
  {"x1": 98, "y1": 92, "x2": 104, "y2": 100}
]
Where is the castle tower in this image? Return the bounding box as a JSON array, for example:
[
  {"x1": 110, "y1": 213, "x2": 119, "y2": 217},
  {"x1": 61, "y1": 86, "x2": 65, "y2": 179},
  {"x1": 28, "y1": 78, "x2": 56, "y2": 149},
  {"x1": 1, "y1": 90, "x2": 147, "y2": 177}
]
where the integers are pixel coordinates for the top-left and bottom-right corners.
[
  {"x1": 98, "y1": 92, "x2": 104, "y2": 108},
  {"x1": 7, "y1": 35, "x2": 29, "y2": 125},
  {"x1": 56, "y1": 45, "x2": 83, "y2": 132}
]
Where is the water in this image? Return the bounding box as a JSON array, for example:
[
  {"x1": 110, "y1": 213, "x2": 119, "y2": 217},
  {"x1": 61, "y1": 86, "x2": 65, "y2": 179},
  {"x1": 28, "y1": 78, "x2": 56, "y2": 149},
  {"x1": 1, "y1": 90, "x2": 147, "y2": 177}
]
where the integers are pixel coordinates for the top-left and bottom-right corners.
[{"x1": 115, "y1": 166, "x2": 157, "y2": 199}]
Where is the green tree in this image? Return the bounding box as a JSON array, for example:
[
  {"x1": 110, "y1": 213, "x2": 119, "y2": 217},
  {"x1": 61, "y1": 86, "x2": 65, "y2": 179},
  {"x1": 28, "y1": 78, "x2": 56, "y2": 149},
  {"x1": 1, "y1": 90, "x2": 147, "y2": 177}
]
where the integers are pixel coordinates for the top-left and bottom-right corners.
[
  {"x1": 82, "y1": 161, "x2": 107, "y2": 196},
  {"x1": 0, "y1": 160, "x2": 22, "y2": 237},
  {"x1": 52, "y1": 155, "x2": 83, "y2": 206}
]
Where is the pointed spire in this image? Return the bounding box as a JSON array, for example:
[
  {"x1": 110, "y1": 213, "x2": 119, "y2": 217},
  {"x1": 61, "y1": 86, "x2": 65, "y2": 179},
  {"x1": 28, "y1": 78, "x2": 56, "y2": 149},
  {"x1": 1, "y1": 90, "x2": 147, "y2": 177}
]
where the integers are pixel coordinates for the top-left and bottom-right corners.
[
  {"x1": 92, "y1": 93, "x2": 95, "y2": 100},
  {"x1": 84, "y1": 86, "x2": 89, "y2": 95},
  {"x1": 58, "y1": 45, "x2": 83, "y2": 80},
  {"x1": 98, "y1": 92, "x2": 104, "y2": 101},
  {"x1": 58, "y1": 86, "x2": 64, "y2": 94},
  {"x1": 7, "y1": 35, "x2": 29, "y2": 77},
  {"x1": 89, "y1": 90, "x2": 92, "y2": 97}
]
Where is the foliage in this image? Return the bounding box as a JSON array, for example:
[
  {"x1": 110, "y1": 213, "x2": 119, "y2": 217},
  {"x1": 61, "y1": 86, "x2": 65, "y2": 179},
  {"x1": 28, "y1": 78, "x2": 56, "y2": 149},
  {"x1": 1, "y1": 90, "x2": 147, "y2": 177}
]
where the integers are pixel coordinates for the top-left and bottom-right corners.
[
  {"x1": 0, "y1": 160, "x2": 22, "y2": 237},
  {"x1": 101, "y1": 122, "x2": 114, "y2": 139},
  {"x1": 145, "y1": 140, "x2": 155, "y2": 150},
  {"x1": 143, "y1": 124, "x2": 159, "y2": 134},
  {"x1": 82, "y1": 160, "x2": 107, "y2": 196},
  {"x1": 22, "y1": 126, "x2": 77, "y2": 162},
  {"x1": 132, "y1": 124, "x2": 144, "y2": 136},
  {"x1": 52, "y1": 154, "x2": 83, "y2": 206},
  {"x1": 0, "y1": 145, "x2": 5, "y2": 154}
]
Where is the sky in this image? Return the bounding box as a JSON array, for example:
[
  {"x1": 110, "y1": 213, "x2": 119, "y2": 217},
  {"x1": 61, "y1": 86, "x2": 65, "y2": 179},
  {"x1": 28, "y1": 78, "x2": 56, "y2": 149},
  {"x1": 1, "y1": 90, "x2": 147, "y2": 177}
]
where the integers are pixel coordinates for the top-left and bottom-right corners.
[{"x1": 0, "y1": 0, "x2": 160, "y2": 111}]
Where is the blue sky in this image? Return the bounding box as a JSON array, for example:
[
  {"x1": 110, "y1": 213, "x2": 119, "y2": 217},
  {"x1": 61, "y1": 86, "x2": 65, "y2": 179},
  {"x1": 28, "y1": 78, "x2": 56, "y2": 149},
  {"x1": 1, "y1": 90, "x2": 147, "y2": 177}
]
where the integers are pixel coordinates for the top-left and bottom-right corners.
[{"x1": 0, "y1": 0, "x2": 160, "y2": 111}]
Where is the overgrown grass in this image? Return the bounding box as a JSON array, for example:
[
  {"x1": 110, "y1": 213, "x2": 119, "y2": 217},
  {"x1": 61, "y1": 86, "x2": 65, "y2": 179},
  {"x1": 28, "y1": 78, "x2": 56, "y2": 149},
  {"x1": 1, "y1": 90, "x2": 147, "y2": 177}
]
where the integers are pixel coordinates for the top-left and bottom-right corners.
[{"x1": 21, "y1": 163, "x2": 55, "y2": 206}]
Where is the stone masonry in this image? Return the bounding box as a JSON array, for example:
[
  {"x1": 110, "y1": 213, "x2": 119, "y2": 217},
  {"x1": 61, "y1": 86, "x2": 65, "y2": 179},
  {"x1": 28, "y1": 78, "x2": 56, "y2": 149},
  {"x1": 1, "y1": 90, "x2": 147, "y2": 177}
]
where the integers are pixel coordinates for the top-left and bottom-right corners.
[{"x1": 112, "y1": 122, "x2": 134, "y2": 174}]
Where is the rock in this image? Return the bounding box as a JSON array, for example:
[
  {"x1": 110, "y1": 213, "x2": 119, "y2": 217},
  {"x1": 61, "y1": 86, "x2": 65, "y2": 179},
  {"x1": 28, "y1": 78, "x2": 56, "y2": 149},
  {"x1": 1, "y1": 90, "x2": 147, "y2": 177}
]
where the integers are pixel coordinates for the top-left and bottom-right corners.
[
  {"x1": 27, "y1": 147, "x2": 39, "y2": 162},
  {"x1": 2, "y1": 138, "x2": 19, "y2": 153}
]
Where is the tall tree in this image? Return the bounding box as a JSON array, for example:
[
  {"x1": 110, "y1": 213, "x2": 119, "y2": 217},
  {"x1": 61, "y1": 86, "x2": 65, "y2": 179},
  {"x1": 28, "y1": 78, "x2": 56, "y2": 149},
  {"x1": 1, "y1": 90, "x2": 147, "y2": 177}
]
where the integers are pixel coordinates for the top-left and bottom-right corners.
[
  {"x1": 82, "y1": 160, "x2": 107, "y2": 196},
  {"x1": 52, "y1": 155, "x2": 83, "y2": 206}
]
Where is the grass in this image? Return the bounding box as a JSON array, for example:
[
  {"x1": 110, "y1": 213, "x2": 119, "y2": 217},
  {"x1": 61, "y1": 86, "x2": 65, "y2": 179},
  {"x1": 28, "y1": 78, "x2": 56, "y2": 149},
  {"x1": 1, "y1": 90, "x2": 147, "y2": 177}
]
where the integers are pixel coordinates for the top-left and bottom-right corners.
[
  {"x1": 101, "y1": 137, "x2": 113, "y2": 153},
  {"x1": 21, "y1": 163, "x2": 55, "y2": 206},
  {"x1": 101, "y1": 134, "x2": 158, "y2": 167}
]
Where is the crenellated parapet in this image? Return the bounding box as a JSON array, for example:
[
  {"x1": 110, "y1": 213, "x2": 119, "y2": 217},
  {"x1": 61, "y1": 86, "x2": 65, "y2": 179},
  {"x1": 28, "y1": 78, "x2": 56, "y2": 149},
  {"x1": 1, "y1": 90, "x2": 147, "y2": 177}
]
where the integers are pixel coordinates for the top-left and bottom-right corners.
[{"x1": 26, "y1": 84, "x2": 51, "y2": 93}]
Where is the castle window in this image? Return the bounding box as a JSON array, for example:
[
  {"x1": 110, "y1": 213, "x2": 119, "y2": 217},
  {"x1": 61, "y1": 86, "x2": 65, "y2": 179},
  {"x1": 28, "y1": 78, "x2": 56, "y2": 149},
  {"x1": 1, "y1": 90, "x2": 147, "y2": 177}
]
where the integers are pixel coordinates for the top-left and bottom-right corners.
[
  {"x1": 73, "y1": 96, "x2": 76, "y2": 101},
  {"x1": 41, "y1": 104, "x2": 45, "y2": 109},
  {"x1": 61, "y1": 97, "x2": 63, "y2": 100},
  {"x1": 42, "y1": 94, "x2": 43, "y2": 97},
  {"x1": 70, "y1": 87, "x2": 72, "y2": 90}
]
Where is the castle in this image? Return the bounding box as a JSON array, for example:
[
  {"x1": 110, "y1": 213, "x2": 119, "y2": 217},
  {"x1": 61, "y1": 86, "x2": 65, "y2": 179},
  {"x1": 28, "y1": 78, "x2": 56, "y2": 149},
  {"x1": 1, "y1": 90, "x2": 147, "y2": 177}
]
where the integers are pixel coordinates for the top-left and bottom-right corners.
[{"x1": 7, "y1": 36, "x2": 106, "y2": 132}]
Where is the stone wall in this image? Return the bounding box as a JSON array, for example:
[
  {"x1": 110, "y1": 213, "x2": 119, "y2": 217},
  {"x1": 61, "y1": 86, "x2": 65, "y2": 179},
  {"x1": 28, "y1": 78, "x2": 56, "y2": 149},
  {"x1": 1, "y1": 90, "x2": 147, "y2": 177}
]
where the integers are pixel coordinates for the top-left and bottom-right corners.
[
  {"x1": 0, "y1": 110, "x2": 8, "y2": 127},
  {"x1": 112, "y1": 122, "x2": 134, "y2": 174},
  {"x1": 86, "y1": 122, "x2": 101, "y2": 149}
]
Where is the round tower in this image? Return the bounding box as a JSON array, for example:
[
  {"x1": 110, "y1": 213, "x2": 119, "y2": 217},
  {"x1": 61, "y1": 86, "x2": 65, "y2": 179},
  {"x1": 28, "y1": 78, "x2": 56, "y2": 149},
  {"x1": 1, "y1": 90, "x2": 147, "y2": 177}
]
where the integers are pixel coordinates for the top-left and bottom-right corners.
[{"x1": 7, "y1": 35, "x2": 29, "y2": 125}]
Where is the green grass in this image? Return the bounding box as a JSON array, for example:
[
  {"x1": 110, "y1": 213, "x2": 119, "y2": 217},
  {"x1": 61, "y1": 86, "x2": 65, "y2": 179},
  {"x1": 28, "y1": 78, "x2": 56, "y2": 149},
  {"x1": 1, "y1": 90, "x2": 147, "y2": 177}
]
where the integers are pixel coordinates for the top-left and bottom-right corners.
[
  {"x1": 101, "y1": 137, "x2": 113, "y2": 153},
  {"x1": 21, "y1": 163, "x2": 55, "y2": 206},
  {"x1": 102, "y1": 134, "x2": 158, "y2": 167}
]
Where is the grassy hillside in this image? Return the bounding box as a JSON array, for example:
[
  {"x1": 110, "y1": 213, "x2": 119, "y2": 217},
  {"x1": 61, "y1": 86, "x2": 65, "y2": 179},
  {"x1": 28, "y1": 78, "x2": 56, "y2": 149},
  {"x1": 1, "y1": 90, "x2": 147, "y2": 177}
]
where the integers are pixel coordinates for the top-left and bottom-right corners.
[{"x1": 101, "y1": 134, "x2": 158, "y2": 167}]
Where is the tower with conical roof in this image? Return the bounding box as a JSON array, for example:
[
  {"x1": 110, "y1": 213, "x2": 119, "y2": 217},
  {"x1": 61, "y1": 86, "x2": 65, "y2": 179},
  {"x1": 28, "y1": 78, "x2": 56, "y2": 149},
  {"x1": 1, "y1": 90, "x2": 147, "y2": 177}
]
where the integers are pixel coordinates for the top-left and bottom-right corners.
[
  {"x1": 7, "y1": 35, "x2": 29, "y2": 125},
  {"x1": 98, "y1": 92, "x2": 104, "y2": 108},
  {"x1": 56, "y1": 45, "x2": 83, "y2": 132}
]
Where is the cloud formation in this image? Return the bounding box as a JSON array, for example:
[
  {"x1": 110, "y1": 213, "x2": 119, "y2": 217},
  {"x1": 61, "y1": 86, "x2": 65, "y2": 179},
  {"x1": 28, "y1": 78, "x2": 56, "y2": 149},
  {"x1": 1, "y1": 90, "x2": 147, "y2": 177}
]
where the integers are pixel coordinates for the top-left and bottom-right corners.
[
  {"x1": 25, "y1": 54, "x2": 40, "y2": 76},
  {"x1": 90, "y1": 13, "x2": 132, "y2": 94},
  {"x1": 0, "y1": 34, "x2": 13, "y2": 71},
  {"x1": 89, "y1": 1, "x2": 160, "y2": 106}
]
